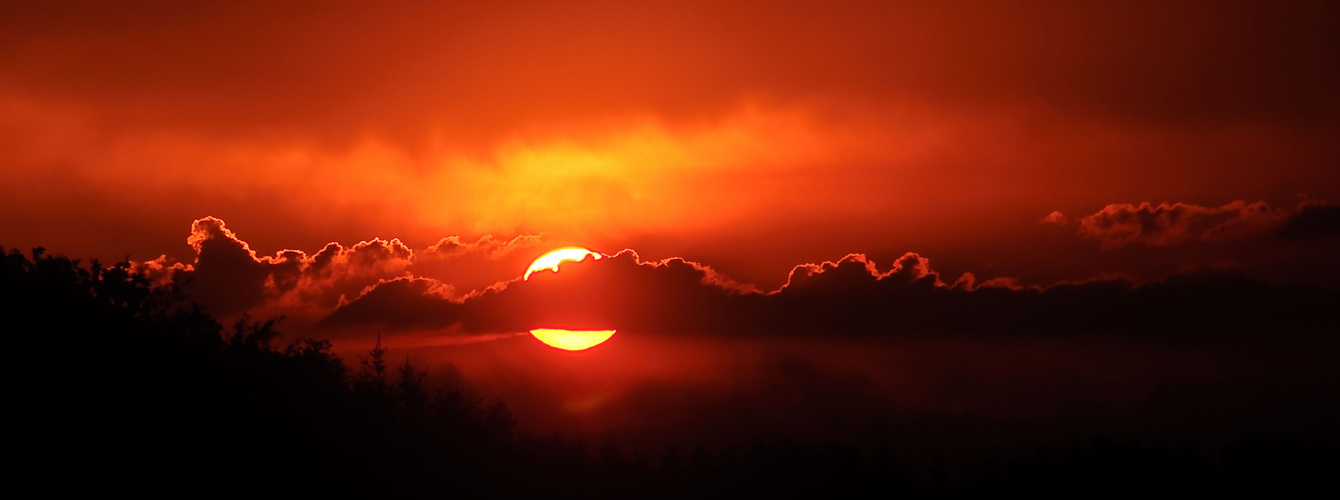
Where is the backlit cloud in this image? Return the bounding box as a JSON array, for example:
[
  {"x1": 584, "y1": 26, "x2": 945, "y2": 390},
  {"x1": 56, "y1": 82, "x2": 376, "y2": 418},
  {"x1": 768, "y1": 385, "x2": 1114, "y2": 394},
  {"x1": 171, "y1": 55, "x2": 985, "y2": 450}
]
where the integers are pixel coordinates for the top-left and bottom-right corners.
[
  {"x1": 323, "y1": 247, "x2": 1336, "y2": 338},
  {"x1": 147, "y1": 217, "x2": 542, "y2": 323},
  {"x1": 1077, "y1": 201, "x2": 1284, "y2": 248},
  {"x1": 1071, "y1": 200, "x2": 1340, "y2": 250}
]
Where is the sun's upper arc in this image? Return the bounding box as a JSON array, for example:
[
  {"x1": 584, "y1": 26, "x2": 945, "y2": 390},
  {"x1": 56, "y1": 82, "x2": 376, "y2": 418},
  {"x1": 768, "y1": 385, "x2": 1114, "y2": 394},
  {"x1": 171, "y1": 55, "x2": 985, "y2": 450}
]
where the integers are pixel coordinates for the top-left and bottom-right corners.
[{"x1": 523, "y1": 247, "x2": 602, "y2": 280}]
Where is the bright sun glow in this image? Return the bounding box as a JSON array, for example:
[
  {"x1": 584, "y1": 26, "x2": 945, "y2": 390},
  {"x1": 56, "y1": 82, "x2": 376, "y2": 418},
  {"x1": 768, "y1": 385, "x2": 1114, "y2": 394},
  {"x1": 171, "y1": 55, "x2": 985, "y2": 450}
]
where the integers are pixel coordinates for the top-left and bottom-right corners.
[
  {"x1": 529, "y1": 328, "x2": 617, "y2": 351},
  {"x1": 524, "y1": 247, "x2": 601, "y2": 280}
]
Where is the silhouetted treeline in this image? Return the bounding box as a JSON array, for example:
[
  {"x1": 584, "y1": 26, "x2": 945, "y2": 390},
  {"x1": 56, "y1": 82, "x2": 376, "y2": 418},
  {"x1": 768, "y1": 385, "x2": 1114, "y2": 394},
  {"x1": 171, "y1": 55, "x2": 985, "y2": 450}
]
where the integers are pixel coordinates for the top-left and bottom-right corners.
[
  {"x1": 5, "y1": 246, "x2": 1336, "y2": 497},
  {"x1": 4, "y1": 246, "x2": 523, "y2": 496}
]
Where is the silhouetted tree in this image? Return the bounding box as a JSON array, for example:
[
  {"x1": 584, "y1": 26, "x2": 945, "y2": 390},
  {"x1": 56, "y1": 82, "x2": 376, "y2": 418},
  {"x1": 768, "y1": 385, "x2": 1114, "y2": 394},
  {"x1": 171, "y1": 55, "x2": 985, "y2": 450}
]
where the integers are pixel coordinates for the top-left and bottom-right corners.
[
  {"x1": 227, "y1": 314, "x2": 283, "y2": 354},
  {"x1": 397, "y1": 354, "x2": 428, "y2": 416},
  {"x1": 356, "y1": 334, "x2": 390, "y2": 389}
]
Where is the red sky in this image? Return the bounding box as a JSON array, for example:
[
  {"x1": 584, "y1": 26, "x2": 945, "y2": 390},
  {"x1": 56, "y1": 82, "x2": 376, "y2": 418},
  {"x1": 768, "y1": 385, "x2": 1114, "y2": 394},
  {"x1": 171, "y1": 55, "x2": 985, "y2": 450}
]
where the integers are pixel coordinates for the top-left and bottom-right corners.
[
  {"x1": 3, "y1": 0, "x2": 1338, "y2": 292},
  {"x1": 4, "y1": 0, "x2": 1339, "y2": 450}
]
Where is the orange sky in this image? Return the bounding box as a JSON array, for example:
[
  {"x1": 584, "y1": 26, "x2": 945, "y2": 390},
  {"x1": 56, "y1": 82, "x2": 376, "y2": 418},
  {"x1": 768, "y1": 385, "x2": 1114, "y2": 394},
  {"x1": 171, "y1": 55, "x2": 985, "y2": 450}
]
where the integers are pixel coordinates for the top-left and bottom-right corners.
[
  {"x1": 2, "y1": 0, "x2": 1338, "y2": 290},
  {"x1": 5, "y1": 1, "x2": 1340, "y2": 457}
]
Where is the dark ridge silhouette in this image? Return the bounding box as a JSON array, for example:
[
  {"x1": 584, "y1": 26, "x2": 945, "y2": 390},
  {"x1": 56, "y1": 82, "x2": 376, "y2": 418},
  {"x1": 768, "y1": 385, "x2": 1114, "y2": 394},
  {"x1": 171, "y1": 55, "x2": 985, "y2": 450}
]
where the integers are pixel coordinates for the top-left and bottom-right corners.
[{"x1": 6, "y1": 245, "x2": 1337, "y2": 497}]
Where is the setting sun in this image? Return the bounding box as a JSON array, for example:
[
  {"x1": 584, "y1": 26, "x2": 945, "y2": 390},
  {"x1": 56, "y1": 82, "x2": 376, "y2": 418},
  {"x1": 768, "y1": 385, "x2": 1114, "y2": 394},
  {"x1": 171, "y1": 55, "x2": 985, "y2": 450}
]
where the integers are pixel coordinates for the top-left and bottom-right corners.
[
  {"x1": 524, "y1": 247, "x2": 602, "y2": 280},
  {"x1": 528, "y1": 328, "x2": 616, "y2": 351}
]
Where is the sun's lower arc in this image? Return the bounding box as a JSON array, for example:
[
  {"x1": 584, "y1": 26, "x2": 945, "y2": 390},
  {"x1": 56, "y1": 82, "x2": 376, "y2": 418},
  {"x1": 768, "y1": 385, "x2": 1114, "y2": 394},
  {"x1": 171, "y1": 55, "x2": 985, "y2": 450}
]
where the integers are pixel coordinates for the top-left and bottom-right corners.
[
  {"x1": 524, "y1": 247, "x2": 615, "y2": 351},
  {"x1": 528, "y1": 328, "x2": 616, "y2": 351}
]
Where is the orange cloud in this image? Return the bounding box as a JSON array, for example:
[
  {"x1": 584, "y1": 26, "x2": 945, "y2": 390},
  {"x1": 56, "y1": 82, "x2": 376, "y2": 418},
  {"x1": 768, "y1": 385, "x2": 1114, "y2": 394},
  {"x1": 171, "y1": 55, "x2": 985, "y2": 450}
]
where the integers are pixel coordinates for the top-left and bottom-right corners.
[
  {"x1": 1040, "y1": 211, "x2": 1068, "y2": 225},
  {"x1": 423, "y1": 234, "x2": 543, "y2": 260}
]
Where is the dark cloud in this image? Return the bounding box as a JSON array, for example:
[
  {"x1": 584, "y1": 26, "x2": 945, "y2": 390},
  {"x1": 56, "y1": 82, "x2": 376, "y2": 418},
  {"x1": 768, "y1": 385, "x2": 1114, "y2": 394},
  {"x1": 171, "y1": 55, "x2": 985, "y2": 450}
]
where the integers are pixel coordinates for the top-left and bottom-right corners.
[
  {"x1": 323, "y1": 248, "x2": 1337, "y2": 338},
  {"x1": 149, "y1": 215, "x2": 1340, "y2": 337},
  {"x1": 177, "y1": 216, "x2": 419, "y2": 318},
  {"x1": 1276, "y1": 203, "x2": 1340, "y2": 240},
  {"x1": 1066, "y1": 200, "x2": 1340, "y2": 259},
  {"x1": 179, "y1": 216, "x2": 274, "y2": 315},
  {"x1": 1076, "y1": 201, "x2": 1284, "y2": 249},
  {"x1": 145, "y1": 217, "x2": 540, "y2": 323},
  {"x1": 313, "y1": 277, "x2": 454, "y2": 329}
]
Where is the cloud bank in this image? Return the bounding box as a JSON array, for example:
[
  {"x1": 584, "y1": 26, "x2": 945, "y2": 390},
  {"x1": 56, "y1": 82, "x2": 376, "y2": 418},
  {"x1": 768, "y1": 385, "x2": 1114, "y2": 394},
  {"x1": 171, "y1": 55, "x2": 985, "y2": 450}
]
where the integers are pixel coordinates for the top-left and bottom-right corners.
[
  {"x1": 1048, "y1": 200, "x2": 1340, "y2": 249},
  {"x1": 1075, "y1": 201, "x2": 1283, "y2": 248},
  {"x1": 139, "y1": 217, "x2": 542, "y2": 322},
  {"x1": 132, "y1": 215, "x2": 1337, "y2": 339},
  {"x1": 324, "y1": 248, "x2": 1336, "y2": 338}
]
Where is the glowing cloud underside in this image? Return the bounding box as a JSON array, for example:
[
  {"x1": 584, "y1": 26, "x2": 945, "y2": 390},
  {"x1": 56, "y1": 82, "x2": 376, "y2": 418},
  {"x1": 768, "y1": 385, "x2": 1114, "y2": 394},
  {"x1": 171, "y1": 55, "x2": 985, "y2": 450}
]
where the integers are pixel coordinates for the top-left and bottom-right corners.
[
  {"x1": 524, "y1": 247, "x2": 601, "y2": 280},
  {"x1": 529, "y1": 329, "x2": 617, "y2": 351}
]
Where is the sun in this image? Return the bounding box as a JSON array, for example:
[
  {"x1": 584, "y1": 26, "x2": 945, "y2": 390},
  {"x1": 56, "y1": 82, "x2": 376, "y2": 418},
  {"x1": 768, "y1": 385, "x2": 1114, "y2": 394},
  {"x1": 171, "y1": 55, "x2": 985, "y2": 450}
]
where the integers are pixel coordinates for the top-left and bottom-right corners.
[
  {"x1": 529, "y1": 328, "x2": 616, "y2": 351},
  {"x1": 523, "y1": 247, "x2": 615, "y2": 350},
  {"x1": 524, "y1": 247, "x2": 601, "y2": 280}
]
